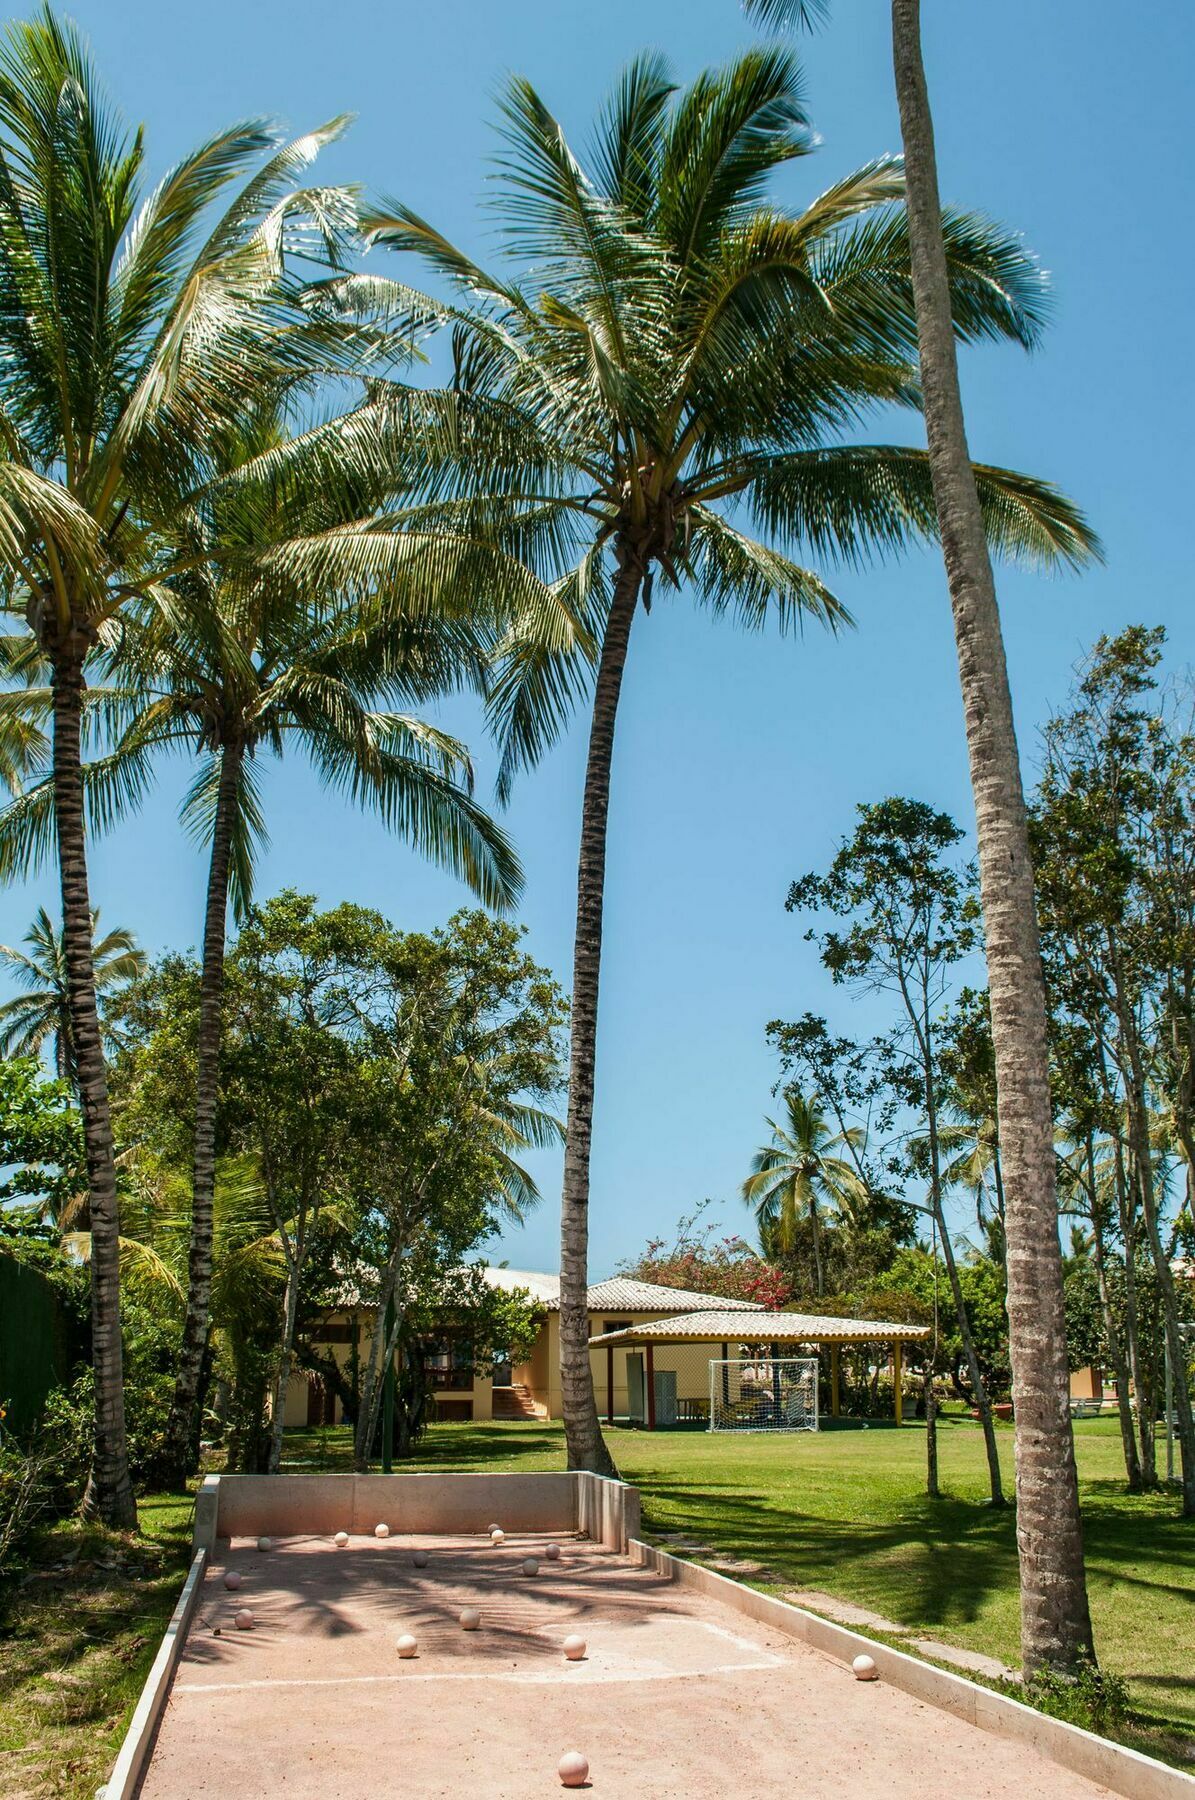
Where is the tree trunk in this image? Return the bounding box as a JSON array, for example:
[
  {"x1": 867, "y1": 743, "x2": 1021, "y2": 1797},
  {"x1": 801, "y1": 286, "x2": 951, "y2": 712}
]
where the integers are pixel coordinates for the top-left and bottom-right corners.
[
  {"x1": 1127, "y1": 1089, "x2": 1195, "y2": 1514},
  {"x1": 1089, "y1": 1190, "x2": 1141, "y2": 1492},
  {"x1": 933, "y1": 1195, "x2": 1004, "y2": 1503},
  {"x1": 268, "y1": 1261, "x2": 302, "y2": 1474},
  {"x1": 923, "y1": 1365, "x2": 939, "y2": 1497},
  {"x1": 162, "y1": 739, "x2": 243, "y2": 1483},
  {"x1": 809, "y1": 1196, "x2": 825, "y2": 1297},
  {"x1": 891, "y1": 0, "x2": 1094, "y2": 1672},
  {"x1": 53, "y1": 650, "x2": 137, "y2": 1530},
  {"x1": 1108, "y1": 1122, "x2": 1155, "y2": 1483},
  {"x1": 559, "y1": 543, "x2": 644, "y2": 1476},
  {"x1": 357, "y1": 1283, "x2": 405, "y2": 1472}
]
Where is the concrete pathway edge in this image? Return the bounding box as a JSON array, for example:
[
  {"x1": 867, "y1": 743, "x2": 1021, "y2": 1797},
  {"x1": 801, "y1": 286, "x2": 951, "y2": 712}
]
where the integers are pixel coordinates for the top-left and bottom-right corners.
[
  {"x1": 96, "y1": 1547, "x2": 207, "y2": 1800},
  {"x1": 629, "y1": 1539, "x2": 1194, "y2": 1800}
]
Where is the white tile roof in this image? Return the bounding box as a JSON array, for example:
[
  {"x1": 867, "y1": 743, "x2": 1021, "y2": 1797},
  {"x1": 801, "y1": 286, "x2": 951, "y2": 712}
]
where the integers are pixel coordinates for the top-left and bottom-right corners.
[
  {"x1": 587, "y1": 1309, "x2": 930, "y2": 1345},
  {"x1": 483, "y1": 1268, "x2": 762, "y2": 1314}
]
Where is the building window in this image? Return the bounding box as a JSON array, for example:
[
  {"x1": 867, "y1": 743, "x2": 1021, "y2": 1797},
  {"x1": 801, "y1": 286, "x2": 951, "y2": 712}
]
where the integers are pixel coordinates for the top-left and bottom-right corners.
[{"x1": 423, "y1": 1336, "x2": 475, "y2": 1392}]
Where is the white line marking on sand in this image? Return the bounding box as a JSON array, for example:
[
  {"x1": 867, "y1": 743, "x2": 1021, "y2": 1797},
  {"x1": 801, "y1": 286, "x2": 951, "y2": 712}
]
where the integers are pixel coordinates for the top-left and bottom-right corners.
[{"x1": 174, "y1": 1656, "x2": 785, "y2": 1696}]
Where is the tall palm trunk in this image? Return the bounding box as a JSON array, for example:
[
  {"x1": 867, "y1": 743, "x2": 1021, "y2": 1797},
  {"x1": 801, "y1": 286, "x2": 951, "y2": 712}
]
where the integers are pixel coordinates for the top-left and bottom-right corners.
[
  {"x1": 559, "y1": 543, "x2": 644, "y2": 1476},
  {"x1": 808, "y1": 1196, "x2": 825, "y2": 1296},
  {"x1": 163, "y1": 740, "x2": 243, "y2": 1483},
  {"x1": 52, "y1": 648, "x2": 137, "y2": 1529},
  {"x1": 891, "y1": 0, "x2": 1093, "y2": 1672}
]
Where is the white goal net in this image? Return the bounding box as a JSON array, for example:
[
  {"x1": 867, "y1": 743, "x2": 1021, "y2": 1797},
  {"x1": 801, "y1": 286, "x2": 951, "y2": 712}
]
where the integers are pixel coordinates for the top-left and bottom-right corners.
[{"x1": 708, "y1": 1356, "x2": 819, "y2": 1433}]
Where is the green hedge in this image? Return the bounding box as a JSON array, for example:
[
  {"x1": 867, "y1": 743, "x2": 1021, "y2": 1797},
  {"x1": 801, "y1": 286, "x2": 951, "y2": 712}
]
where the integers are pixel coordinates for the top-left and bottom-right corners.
[{"x1": 0, "y1": 1251, "x2": 86, "y2": 1436}]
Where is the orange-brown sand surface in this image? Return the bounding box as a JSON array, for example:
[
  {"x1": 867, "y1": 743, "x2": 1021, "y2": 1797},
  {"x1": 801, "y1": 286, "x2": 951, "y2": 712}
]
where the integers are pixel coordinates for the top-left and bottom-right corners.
[{"x1": 138, "y1": 1533, "x2": 1116, "y2": 1799}]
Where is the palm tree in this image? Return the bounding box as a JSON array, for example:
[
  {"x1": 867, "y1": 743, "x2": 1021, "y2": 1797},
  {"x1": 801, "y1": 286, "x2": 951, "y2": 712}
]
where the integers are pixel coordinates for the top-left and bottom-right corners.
[
  {"x1": 0, "y1": 907, "x2": 143, "y2": 1082},
  {"x1": 365, "y1": 50, "x2": 1096, "y2": 1475},
  {"x1": 746, "y1": 0, "x2": 1096, "y2": 1675},
  {"x1": 0, "y1": 5, "x2": 368, "y2": 1523},
  {"x1": 0, "y1": 396, "x2": 525, "y2": 1482},
  {"x1": 742, "y1": 1090, "x2": 866, "y2": 1294}
]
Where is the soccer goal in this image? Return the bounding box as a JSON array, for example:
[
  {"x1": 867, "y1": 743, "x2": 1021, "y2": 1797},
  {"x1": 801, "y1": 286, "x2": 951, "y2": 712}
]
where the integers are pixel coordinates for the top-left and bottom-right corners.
[{"x1": 708, "y1": 1355, "x2": 819, "y2": 1433}]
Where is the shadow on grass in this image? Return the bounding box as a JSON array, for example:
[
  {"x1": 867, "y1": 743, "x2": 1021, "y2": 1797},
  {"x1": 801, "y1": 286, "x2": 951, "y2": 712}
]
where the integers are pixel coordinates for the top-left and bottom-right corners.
[{"x1": 637, "y1": 1474, "x2": 1018, "y2": 1630}]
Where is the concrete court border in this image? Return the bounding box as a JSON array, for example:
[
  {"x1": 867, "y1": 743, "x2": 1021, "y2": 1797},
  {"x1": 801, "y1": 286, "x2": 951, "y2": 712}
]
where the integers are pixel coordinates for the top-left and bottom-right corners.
[
  {"x1": 630, "y1": 1538, "x2": 1195, "y2": 1800},
  {"x1": 192, "y1": 1469, "x2": 639, "y2": 1553},
  {"x1": 97, "y1": 1547, "x2": 207, "y2": 1800}
]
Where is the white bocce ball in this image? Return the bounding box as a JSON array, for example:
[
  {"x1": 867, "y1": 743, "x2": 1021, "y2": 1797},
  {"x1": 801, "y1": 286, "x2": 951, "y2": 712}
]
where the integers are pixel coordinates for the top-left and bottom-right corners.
[
  {"x1": 852, "y1": 1653, "x2": 878, "y2": 1681},
  {"x1": 234, "y1": 1608, "x2": 254, "y2": 1631},
  {"x1": 334, "y1": 1531, "x2": 349, "y2": 1548},
  {"x1": 459, "y1": 1606, "x2": 481, "y2": 1631},
  {"x1": 490, "y1": 1528, "x2": 505, "y2": 1546},
  {"x1": 558, "y1": 1751, "x2": 589, "y2": 1789},
  {"x1": 562, "y1": 1635, "x2": 587, "y2": 1662},
  {"x1": 395, "y1": 1633, "x2": 418, "y2": 1659},
  {"x1": 374, "y1": 1522, "x2": 390, "y2": 1539}
]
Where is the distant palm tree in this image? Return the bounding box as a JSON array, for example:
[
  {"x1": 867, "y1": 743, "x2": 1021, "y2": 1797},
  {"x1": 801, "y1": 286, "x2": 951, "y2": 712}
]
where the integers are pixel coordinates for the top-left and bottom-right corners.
[
  {"x1": 0, "y1": 908, "x2": 144, "y2": 1082},
  {"x1": 742, "y1": 1090, "x2": 866, "y2": 1294},
  {"x1": 367, "y1": 48, "x2": 1095, "y2": 1475}
]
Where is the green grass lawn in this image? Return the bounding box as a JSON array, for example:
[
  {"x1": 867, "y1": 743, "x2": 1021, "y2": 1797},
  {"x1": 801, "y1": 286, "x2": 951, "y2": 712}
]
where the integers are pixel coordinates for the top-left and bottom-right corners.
[
  {"x1": 0, "y1": 1493, "x2": 195, "y2": 1800},
  {"x1": 2, "y1": 1414, "x2": 1190, "y2": 1796},
  {"x1": 285, "y1": 1410, "x2": 1195, "y2": 1762}
]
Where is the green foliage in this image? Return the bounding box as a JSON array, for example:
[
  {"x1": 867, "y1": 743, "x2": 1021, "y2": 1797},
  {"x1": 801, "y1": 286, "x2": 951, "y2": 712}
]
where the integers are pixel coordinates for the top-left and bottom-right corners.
[
  {"x1": 0, "y1": 1057, "x2": 84, "y2": 1220},
  {"x1": 1063, "y1": 1260, "x2": 1106, "y2": 1373},
  {"x1": 363, "y1": 51, "x2": 1095, "y2": 803},
  {"x1": 869, "y1": 1246, "x2": 1011, "y2": 1400},
  {"x1": 742, "y1": 1089, "x2": 867, "y2": 1288},
  {"x1": 0, "y1": 909, "x2": 143, "y2": 1083},
  {"x1": 1015, "y1": 1660, "x2": 1130, "y2": 1737},
  {"x1": 107, "y1": 892, "x2": 567, "y2": 1466},
  {"x1": 618, "y1": 1202, "x2": 794, "y2": 1308}
]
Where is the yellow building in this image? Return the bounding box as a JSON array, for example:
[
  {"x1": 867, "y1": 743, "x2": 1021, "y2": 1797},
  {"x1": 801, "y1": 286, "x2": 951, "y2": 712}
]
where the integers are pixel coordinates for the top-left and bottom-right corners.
[{"x1": 283, "y1": 1267, "x2": 765, "y2": 1429}]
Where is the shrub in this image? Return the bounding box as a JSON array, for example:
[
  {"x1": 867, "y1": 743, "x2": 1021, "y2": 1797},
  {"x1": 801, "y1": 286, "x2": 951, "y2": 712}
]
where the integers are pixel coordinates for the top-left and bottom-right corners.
[{"x1": 1014, "y1": 1660, "x2": 1130, "y2": 1736}]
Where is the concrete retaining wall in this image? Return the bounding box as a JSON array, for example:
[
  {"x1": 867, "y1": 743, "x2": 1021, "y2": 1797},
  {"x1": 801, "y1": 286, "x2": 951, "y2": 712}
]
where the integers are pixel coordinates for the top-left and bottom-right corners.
[
  {"x1": 193, "y1": 1469, "x2": 641, "y2": 1554},
  {"x1": 97, "y1": 1549, "x2": 207, "y2": 1800},
  {"x1": 630, "y1": 1540, "x2": 1195, "y2": 1800}
]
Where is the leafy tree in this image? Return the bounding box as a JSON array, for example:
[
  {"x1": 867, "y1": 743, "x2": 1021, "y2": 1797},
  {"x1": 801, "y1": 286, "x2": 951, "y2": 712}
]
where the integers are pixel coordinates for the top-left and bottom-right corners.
[
  {"x1": 747, "y1": 0, "x2": 1097, "y2": 1677},
  {"x1": 1034, "y1": 626, "x2": 1195, "y2": 1510},
  {"x1": 367, "y1": 49, "x2": 1094, "y2": 1476},
  {"x1": 190, "y1": 895, "x2": 567, "y2": 1472},
  {"x1": 785, "y1": 795, "x2": 1005, "y2": 1503},
  {"x1": 741, "y1": 1089, "x2": 866, "y2": 1293},
  {"x1": 0, "y1": 1056, "x2": 83, "y2": 1225},
  {"x1": 869, "y1": 1245, "x2": 1009, "y2": 1402},
  {"x1": 0, "y1": 6, "x2": 357, "y2": 1525},
  {"x1": 0, "y1": 908, "x2": 143, "y2": 1083},
  {"x1": 937, "y1": 987, "x2": 1004, "y2": 1262}
]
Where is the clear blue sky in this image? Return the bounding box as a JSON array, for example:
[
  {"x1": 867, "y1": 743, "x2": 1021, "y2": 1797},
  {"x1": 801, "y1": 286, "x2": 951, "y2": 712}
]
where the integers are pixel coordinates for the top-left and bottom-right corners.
[{"x1": 2, "y1": 3, "x2": 1190, "y2": 1275}]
